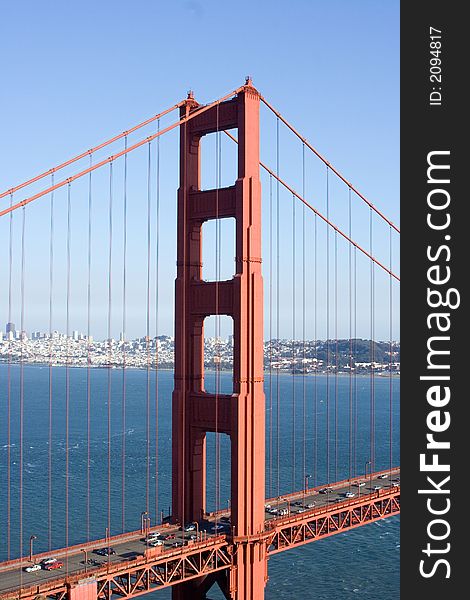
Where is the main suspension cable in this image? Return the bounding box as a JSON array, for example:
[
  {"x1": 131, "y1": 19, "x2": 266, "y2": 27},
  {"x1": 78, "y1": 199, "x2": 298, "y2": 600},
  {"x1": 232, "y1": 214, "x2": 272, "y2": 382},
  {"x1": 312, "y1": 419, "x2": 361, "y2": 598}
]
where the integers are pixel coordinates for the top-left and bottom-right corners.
[
  {"x1": 259, "y1": 95, "x2": 400, "y2": 233},
  {"x1": 222, "y1": 130, "x2": 399, "y2": 282},
  {"x1": 0, "y1": 102, "x2": 184, "y2": 201},
  {"x1": 1, "y1": 86, "x2": 246, "y2": 219}
]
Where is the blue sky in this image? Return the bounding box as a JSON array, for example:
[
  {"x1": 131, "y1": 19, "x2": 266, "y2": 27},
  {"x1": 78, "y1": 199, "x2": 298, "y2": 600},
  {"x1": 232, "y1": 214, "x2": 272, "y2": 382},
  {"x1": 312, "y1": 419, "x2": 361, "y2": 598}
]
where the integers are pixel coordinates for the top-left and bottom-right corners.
[{"x1": 0, "y1": 0, "x2": 399, "y2": 341}]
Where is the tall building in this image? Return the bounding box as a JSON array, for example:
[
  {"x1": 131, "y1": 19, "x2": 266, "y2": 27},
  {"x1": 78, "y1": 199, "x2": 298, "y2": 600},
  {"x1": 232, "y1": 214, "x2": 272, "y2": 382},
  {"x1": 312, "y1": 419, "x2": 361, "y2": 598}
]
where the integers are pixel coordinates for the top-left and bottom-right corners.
[{"x1": 5, "y1": 322, "x2": 15, "y2": 334}]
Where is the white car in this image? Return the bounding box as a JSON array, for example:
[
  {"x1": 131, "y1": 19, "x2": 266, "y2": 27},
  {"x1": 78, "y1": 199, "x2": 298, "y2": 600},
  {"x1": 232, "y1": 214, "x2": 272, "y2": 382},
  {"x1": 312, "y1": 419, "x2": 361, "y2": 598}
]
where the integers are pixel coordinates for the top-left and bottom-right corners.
[
  {"x1": 145, "y1": 533, "x2": 160, "y2": 542},
  {"x1": 24, "y1": 564, "x2": 41, "y2": 573},
  {"x1": 149, "y1": 539, "x2": 163, "y2": 546},
  {"x1": 353, "y1": 482, "x2": 366, "y2": 488},
  {"x1": 377, "y1": 474, "x2": 388, "y2": 479},
  {"x1": 345, "y1": 492, "x2": 356, "y2": 498},
  {"x1": 41, "y1": 558, "x2": 57, "y2": 565}
]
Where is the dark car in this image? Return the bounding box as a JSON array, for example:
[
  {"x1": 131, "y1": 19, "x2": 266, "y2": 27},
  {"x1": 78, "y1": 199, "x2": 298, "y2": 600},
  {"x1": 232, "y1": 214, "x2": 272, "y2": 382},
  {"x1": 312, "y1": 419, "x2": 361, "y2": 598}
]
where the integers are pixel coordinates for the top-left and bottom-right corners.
[{"x1": 94, "y1": 547, "x2": 116, "y2": 556}]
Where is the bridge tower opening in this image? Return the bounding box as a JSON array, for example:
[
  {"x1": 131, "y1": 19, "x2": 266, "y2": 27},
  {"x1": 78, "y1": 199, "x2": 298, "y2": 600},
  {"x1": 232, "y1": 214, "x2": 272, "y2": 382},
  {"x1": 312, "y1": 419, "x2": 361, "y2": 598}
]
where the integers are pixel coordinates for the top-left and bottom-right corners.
[{"x1": 172, "y1": 79, "x2": 266, "y2": 599}]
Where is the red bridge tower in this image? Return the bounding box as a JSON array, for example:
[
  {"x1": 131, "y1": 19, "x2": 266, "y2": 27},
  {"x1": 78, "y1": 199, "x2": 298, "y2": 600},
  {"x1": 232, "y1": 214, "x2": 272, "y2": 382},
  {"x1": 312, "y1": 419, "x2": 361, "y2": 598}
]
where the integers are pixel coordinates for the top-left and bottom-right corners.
[{"x1": 172, "y1": 79, "x2": 266, "y2": 599}]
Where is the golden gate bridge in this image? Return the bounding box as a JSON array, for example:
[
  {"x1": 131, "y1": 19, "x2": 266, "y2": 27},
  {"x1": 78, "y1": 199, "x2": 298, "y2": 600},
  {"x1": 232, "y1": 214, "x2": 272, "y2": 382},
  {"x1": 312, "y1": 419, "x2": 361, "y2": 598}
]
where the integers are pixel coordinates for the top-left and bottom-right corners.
[{"x1": 0, "y1": 78, "x2": 400, "y2": 600}]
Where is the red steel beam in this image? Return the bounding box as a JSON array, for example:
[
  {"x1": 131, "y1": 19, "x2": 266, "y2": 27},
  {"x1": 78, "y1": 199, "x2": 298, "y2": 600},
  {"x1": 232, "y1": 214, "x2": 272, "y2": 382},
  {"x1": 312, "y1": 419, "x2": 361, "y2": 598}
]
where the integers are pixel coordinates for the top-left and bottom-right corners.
[{"x1": 266, "y1": 489, "x2": 400, "y2": 555}]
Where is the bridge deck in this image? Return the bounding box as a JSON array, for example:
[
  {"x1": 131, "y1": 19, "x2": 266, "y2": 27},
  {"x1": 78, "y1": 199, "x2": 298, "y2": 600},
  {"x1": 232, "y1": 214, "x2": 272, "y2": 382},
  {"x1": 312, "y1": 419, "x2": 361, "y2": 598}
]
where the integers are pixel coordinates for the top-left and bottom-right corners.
[{"x1": 0, "y1": 469, "x2": 400, "y2": 599}]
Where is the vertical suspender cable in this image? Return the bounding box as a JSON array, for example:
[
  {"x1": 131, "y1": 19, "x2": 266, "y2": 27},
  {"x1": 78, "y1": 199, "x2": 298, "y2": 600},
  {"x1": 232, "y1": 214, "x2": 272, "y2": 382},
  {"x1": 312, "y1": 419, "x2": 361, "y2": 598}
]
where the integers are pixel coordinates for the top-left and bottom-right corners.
[
  {"x1": 370, "y1": 209, "x2": 375, "y2": 471},
  {"x1": 389, "y1": 226, "x2": 393, "y2": 477},
  {"x1": 86, "y1": 159, "x2": 92, "y2": 542},
  {"x1": 146, "y1": 143, "x2": 151, "y2": 518},
  {"x1": 65, "y1": 183, "x2": 71, "y2": 570},
  {"x1": 276, "y1": 117, "x2": 280, "y2": 502},
  {"x1": 353, "y1": 245, "x2": 358, "y2": 477},
  {"x1": 313, "y1": 212, "x2": 318, "y2": 487},
  {"x1": 107, "y1": 164, "x2": 113, "y2": 538},
  {"x1": 348, "y1": 189, "x2": 353, "y2": 485},
  {"x1": 292, "y1": 193, "x2": 296, "y2": 492},
  {"x1": 19, "y1": 206, "x2": 26, "y2": 580},
  {"x1": 6, "y1": 194, "x2": 13, "y2": 560},
  {"x1": 302, "y1": 144, "x2": 306, "y2": 494},
  {"x1": 155, "y1": 120, "x2": 160, "y2": 523},
  {"x1": 326, "y1": 167, "x2": 330, "y2": 488},
  {"x1": 48, "y1": 176, "x2": 55, "y2": 550},
  {"x1": 122, "y1": 138, "x2": 128, "y2": 532},
  {"x1": 334, "y1": 230, "x2": 338, "y2": 482},
  {"x1": 268, "y1": 174, "x2": 273, "y2": 500}
]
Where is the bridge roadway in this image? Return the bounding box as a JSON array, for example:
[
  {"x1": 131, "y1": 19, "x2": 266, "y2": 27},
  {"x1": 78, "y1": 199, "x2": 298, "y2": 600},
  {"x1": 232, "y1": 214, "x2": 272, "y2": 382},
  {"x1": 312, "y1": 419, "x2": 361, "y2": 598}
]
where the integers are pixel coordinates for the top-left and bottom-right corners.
[{"x1": 0, "y1": 468, "x2": 400, "y2": 598}]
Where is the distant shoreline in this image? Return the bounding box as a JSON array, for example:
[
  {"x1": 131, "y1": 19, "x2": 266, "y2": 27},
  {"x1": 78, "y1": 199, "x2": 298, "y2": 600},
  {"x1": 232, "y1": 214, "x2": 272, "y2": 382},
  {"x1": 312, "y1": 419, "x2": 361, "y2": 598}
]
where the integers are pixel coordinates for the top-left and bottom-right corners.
[{"x1": 0, "y1": 360, "x2": 400, "y2": 377}]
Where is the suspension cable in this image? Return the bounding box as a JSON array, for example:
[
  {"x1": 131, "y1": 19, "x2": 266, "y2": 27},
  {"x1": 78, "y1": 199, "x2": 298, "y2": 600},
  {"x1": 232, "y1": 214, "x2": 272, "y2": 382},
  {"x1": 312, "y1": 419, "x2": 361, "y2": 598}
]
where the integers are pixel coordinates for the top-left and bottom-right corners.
[
  {"x1": 107, "y1": 163, "x2": 113, "y2": 540},
  {"x1": 121, "y1": 138, "x2": 128, "y2": 533},
  {"x1": 276, "y1": 117, "x2": 281, "y2": 503},
  {"x1": 348, "y1": 188, "x2": 353, "y2": 486},
  {"x1": 65, "y1": 183, "x2": 71, "y2": 571},
  {"x1": 0, "y1": 102, "x2": 184, "y2": 201},
  {"x1": 301, "y1": 143, "x2": 306, "y2": 495},
  {"x1": 326, "y1": 167, "x2": 330, "y2": 490},
  {"x1": 222, "y1": 130, "x2": 399, "y2": 282},
  {"x1": 1, "y1": 86, "x2": 246, "y2": 219},
  {"x1": 155, "y1": 120, "x2": 160, "y2": 524},
  {"x1": 7, "y1": 194, "x2": 13, "y2": 560},
  {"x1": 19, "y1": 205, "x2": 26, "y2": 584},
  {"x1": 370, "y1": 209, "x2": 375, "y2": 471},
  {"x1": 48, "y1": 175, "x2": 55, "y2": 550},
  {"x1": 268, "y1": 174, "x2": 273, "y2": 500},
  {"x1": 292, "y1": 193, "x2": 296, "y2": 492},
  {"x1": 353, "y1": 245, "x2": 358, "y2": 478},
  {"x1": 259, "y1": 95, "x2": 400, "y2": 233},
  {"x1": 146, "y1": 142, "x2": 152, "y2": 518},
  {"x1": 86, "y1": 158, "x2": 92, "y2": 542},
  {"x1": 313, "y1": 212, "x2": 318, "y2": 488},
  {"x1": 334, "y1": 230, "x2": 338, "y2": 482},
  {"x1": 389, "y1": 226, "x2": 393, "y2": 479}
]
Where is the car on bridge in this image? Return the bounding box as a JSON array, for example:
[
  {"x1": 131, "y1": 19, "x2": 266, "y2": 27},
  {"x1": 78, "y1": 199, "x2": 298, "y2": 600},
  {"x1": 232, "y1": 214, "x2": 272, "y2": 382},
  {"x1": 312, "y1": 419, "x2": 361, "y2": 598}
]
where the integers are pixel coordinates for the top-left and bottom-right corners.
[
  {"x1": 319, "y1": 487, "x2": 333, "y2": 494},
  {"x1": 44, "y1": 560, "x2": 64, "y2": 571},
  {"x1": 94, "y1": 547, "x2": 116, "y2": 556},
  {"x1": 149, "y1": 539, "x2": 163, "y2": 546},
  {"x1": 24, "y1": 564, "x2": 41, "y2": 573},
  {"x1": 344, "y1": 492, "x2": 356, "y2": 498}
]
